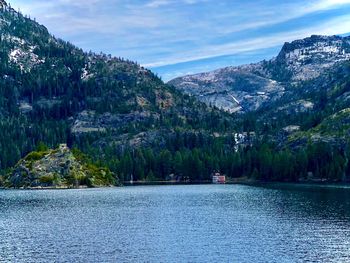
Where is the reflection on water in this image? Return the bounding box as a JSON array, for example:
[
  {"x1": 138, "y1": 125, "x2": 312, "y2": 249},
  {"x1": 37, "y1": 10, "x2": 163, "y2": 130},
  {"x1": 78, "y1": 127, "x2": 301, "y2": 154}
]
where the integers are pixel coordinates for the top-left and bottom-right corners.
[{"x1": 1, "y1": 184, "x2": 350, "y2": 263}]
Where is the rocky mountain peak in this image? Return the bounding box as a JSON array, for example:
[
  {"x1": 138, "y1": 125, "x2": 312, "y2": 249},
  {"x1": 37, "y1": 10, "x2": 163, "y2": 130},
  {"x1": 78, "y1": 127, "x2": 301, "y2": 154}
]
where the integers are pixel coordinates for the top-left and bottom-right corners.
[
  {"x1": 277, "y1": 35, "x2": 350, "y2": 61},
  {"x1": 280, "y1": 35, "x2": 342, "y2": 51},
  {"x1": 169, "y1": 34, "x2": 350, "y2": 113},
  {"x1": 275, "y1": 35, "x2": 350, "y2": 81}
]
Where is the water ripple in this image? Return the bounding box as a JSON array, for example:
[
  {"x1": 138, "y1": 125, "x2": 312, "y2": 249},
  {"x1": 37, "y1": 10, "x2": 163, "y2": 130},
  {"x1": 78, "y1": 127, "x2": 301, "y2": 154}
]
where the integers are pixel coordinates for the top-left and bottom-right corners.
[{"x1": 0, "y1": 185, "x2": 350, "y2": 262}]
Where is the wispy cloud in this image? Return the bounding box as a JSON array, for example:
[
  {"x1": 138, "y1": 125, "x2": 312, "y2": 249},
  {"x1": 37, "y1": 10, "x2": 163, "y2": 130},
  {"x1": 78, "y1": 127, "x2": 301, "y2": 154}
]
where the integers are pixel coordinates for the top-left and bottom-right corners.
[
  {"x1": 146, "y1": 0, "x2": 172, "y2": 8},
  {"x1": 143, "y1": 14, "x2": 350, "y2": 68},
  {"x1": 145, "y1": 0, "x2": 206, "y2": 8},
  {"x1": 8, "y1": 0, "x2": 350, "y2": 79}
]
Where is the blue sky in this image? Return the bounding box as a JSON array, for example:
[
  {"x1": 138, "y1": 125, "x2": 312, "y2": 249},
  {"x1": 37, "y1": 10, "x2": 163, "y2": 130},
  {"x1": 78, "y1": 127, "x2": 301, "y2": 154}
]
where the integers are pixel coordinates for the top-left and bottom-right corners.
[{"x1": 8, "y1": 0, "x2": 350, "y2": 81}]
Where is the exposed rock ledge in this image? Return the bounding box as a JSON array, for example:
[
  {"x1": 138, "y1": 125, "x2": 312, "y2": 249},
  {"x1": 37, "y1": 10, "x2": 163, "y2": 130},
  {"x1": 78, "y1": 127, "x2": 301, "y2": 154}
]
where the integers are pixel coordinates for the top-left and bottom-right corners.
[{"x1": 6, "y1": 144, "x2": 117, "y2": 188}]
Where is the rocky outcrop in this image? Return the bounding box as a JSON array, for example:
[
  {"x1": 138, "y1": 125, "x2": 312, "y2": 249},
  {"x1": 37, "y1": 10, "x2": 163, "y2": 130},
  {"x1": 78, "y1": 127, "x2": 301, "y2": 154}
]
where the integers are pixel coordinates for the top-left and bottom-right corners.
[
  {"x1": 276, "y1": 35, "x2": 350, "y2": 81},
  {"x1": 8, "y1": 144, "x2": 116, "y2": 188},
  {"x1": 71, "y1": 110, "x2": 157, "y2": 134},
  {"x1": 169, "y1": 66, "x2": 284, "y2": 113},
  {"x1": 288, "y1": 108, "x2": 350, "y2": 148}
]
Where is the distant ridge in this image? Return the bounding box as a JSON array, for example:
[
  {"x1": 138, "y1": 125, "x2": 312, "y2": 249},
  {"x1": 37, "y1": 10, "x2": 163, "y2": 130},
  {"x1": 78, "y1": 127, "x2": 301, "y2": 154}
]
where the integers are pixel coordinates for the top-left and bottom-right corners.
[{"x1": 169, "y1": 35, "x2": 350, "y2": 113}]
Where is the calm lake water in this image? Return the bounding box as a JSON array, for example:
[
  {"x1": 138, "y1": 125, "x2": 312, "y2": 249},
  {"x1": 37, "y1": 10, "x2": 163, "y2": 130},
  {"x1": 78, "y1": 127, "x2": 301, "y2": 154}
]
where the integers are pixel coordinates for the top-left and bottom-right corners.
[{"x1": 1, "y1": 184, "x2": 350, "y2": 263}]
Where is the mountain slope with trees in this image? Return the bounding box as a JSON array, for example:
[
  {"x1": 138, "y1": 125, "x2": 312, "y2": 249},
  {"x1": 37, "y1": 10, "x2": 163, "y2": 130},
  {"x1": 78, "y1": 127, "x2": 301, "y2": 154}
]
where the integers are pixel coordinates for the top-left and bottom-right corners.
[
  {"x1": 0, "y1": 2, "x2": 238, "y2": 183},
  {"x1": 0, "y1": 1, "x2": 350, "y2": 185}
]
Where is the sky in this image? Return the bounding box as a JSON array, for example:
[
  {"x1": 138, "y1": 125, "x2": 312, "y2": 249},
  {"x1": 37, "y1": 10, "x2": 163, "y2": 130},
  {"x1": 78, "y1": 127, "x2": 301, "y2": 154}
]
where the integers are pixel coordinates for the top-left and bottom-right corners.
[{"x1": 8, "y1": 0, "x2": 350, "y2": 81}]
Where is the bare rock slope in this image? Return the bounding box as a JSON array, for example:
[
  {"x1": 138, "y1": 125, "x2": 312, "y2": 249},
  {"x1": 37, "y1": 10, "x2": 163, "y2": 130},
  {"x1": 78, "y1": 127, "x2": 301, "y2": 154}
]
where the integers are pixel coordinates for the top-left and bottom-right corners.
[{"x1": 169, "y1": 35, "x2": 350, "y2": 113}]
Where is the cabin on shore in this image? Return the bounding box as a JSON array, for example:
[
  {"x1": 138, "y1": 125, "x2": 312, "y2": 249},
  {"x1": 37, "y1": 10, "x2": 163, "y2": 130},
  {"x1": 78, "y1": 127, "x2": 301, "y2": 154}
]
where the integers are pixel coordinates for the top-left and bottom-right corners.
[{"x1": 212, "y1": 173, "x2": 226, "y2": 184}]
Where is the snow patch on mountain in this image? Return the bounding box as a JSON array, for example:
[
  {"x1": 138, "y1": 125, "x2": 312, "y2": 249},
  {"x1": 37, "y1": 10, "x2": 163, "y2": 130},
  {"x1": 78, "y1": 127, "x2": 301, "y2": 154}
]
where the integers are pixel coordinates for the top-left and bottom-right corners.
[
  {"x1": 5, "y1": 34, "x2": 45, "y2": 72},
  {"x1": 169, "y1": 35, "x2": 350, "y2": 113},
  {"x1": 9, "y1": 46, "x2": 44, "y2": 72}
]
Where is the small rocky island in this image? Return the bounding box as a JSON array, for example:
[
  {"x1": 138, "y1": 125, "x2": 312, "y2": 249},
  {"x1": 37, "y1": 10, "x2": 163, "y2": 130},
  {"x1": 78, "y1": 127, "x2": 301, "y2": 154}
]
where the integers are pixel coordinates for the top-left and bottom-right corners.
[{"x1": 6, "y1": 144, "x2": 117, "y2": 188}]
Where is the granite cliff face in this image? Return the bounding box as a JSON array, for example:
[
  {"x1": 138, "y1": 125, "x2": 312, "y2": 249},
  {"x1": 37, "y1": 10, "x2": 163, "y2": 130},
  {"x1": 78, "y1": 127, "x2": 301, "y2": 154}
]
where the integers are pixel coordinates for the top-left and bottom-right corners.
[
  {"x1": 169, "y1": 35, "x2": 350, "y2": 113},
  {"x1": 274, "y1": 35, "x2": 350, "y2": 81},
  {"x1": 169, "y1": 65, "x2": 284, "y2": 113}
]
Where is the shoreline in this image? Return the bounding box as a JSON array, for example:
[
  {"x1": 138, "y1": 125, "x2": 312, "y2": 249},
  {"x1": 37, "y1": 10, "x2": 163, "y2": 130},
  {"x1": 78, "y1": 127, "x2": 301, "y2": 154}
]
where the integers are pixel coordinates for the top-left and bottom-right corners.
[
  {"x1": 0, "y1": 185, "x2": 116, "y2": 191},
  {"x1": 2, "y1": 180, "x2": 350, "y2": 190},
  {"x1": 246, "y1": 181, "x2": 350, "y2": 190}
]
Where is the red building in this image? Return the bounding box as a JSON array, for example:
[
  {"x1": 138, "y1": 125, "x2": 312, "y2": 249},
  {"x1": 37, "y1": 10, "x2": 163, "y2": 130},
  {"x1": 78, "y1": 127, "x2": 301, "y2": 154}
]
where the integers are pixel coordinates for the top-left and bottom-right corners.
[{"x1": 212, "y1": 173, "x2": 226, "y2": 184}]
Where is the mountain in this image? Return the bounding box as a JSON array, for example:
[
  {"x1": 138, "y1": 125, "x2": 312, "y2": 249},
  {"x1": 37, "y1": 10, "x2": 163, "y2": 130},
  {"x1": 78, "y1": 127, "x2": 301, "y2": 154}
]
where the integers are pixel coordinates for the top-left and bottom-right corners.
[
  {"x1": 169, "y1": 35, "x2": 350, "y2": 113},
  {"x1": 0, "y1": 2, "x2": 349, "y2": 185},
  {"x1": 168, "y1": 34, "x2": 350, "y2": 182},
  {"x1": 0, "y1": 2, "x2": 239, "y2": 183}
]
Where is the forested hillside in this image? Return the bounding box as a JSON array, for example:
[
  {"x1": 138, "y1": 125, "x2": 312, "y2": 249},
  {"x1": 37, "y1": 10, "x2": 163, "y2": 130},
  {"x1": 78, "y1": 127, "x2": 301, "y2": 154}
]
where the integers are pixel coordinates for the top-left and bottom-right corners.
[
  {"x1": 0, "y1": 2, "x2": 350, "y2": 186},
  {"x1": 0, "y1": 2, "x2": 238, "y2": 185}
]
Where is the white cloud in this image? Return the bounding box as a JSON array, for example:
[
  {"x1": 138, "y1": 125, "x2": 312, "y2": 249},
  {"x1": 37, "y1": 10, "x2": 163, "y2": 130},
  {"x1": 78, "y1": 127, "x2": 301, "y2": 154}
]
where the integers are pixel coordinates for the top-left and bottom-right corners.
[
  {"x1": 146, "y1": 0, "x2": 172, "y2": 8},
  {"x1": 213, "y1": 0, "x2": 350, "y2": 36},
  {"x1": 144, "y1": 0, "x2": 206, "y2": 8},
  {"x1": 8, "y1": 0, "x2": 350, "y2": 73},
  {"x1": 317, "y1": 0, "x2": 350, "y2": 9},
  {"x1": 143, "y1": 14, "x2": 350, "y2": 68}
]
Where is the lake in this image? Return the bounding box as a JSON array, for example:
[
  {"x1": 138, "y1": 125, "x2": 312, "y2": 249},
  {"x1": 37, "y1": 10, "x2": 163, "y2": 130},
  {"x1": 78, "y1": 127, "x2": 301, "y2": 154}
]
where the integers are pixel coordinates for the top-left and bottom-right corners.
[{"x1": 1, "y1": 184, "x2": 350, "y2": 262}]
